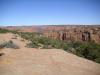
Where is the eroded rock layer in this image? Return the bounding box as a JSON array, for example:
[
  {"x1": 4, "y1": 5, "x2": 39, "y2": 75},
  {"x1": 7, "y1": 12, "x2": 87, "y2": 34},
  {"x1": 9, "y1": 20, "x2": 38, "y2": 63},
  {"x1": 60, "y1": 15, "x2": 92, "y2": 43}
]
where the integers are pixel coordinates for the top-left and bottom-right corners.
[{"x1": 42, "y1": 25, "x2": 100, "y2": 43}]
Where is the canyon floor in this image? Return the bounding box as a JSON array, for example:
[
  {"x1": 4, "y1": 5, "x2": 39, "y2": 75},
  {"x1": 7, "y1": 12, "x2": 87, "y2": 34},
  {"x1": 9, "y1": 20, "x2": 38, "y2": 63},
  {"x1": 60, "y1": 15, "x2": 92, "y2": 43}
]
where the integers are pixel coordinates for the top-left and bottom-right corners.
[{"x1": 0, "y1": 33, "x2": 100, "y2": 75}]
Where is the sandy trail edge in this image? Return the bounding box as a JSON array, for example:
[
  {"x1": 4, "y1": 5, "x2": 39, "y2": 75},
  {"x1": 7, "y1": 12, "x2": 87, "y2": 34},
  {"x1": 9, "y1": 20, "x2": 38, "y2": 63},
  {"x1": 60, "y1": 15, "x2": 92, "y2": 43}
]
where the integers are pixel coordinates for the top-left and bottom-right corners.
[{"x1": 0, "y1": 48, "x2": 100, "y2": 75}]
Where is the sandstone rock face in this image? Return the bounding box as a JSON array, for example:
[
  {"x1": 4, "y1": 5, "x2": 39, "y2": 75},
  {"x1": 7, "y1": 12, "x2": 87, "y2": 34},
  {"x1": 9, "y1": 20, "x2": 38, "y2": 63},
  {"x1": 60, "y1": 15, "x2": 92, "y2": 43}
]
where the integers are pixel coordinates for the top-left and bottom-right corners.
[{"x1": 42, "y1": 25, "x2": 100, "y2": 43}]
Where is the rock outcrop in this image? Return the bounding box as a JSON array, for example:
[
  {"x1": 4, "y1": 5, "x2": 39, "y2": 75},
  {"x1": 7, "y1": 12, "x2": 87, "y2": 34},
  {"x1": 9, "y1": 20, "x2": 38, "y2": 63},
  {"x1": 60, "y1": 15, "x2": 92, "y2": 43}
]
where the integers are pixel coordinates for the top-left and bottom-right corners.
[{"x1": 43, "y1": 25, "x2": 100, "y2": 43}]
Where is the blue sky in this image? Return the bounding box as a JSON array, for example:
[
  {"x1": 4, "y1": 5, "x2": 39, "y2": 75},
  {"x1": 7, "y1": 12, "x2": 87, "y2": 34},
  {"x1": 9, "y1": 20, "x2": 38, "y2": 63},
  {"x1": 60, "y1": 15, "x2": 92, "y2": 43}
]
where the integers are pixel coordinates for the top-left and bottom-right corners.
[{"x1": 0, "y1": 0, "x2": 100, "y2": 26}]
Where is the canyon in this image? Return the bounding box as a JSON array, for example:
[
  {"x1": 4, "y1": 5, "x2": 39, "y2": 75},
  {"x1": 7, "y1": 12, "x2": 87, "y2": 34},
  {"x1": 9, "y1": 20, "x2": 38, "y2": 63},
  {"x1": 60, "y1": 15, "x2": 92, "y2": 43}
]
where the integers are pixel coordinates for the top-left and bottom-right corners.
[{"x1": 1, "y1": 25, "x2": 100, "y2": 43}]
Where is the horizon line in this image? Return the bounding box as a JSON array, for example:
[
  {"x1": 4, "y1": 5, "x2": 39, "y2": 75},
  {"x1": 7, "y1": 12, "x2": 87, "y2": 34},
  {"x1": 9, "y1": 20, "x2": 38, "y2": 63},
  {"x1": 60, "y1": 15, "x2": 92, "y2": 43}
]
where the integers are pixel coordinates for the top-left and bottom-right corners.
[{"x1": 1, "y1": 24, "x2": 100, "y2": 26}]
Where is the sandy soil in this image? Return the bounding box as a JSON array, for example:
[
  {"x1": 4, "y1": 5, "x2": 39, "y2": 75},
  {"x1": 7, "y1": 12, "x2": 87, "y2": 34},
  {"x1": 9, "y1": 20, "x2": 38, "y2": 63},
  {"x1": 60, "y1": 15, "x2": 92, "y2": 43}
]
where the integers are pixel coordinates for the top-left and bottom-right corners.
[
  {"x1": 0, "y1": 33, "x2": 29, "y2": 48},
  {"x1": 0, "y1": 33, "x2": 100, "y2": 75}
]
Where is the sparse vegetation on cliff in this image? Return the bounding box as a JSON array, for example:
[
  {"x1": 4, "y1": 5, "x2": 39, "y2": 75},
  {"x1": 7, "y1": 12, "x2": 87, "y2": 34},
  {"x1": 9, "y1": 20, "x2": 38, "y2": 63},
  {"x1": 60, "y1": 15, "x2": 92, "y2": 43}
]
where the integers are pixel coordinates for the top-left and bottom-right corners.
[
  {"x1": 74, "y1": 41, "x2": 100, "y2": 63},
  {"x1": 18, "y1": 32, "x2": 100, "y2": 63},
  {"x1": 0, "y1": 28, "x2": 100, "y2": 63}
]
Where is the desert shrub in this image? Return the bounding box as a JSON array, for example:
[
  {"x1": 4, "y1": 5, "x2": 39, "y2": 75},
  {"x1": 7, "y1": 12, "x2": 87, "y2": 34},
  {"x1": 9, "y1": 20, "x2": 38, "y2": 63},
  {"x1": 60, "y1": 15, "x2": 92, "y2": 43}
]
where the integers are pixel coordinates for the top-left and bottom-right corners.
[
  {"x1": 18, "y1": 32, "x2": 40, "y2": 40},
  {"x1": 50, "y1": 40, "x2": 62, "y2": 49},
  {"x1": 71, "y1": 41, "x2": 82, "y2": 49},
  {"x1": 26, "y1": 42, "x2": 39, "y2": 48},
  {"x1": 5, "y1": 40, "x2": 20, "y2": 49},
  {"x1": 95, "y1": 58, "x2": 100, "y2": 63},
  {"x1": 73, "y1": 41, "x2": 100, "y2": 63},
  {"x1": 38, "y1": 37, "x2": 66, "y2": 49},
  {"x1": 0, "y1": 41, "x2": 19, "y2": 49},
  {"x1": 62, "y1": 43, "x2": 70, "y2": 51},
  {"x1": 0, "y1": 42, "x2": 7, "y2": 49},
  {"x1": 42, "y1": 45, "x2": 53, "y2": 49},
  {"x1": 38, "y1": 37, "x2": 50, "y2": 45}
]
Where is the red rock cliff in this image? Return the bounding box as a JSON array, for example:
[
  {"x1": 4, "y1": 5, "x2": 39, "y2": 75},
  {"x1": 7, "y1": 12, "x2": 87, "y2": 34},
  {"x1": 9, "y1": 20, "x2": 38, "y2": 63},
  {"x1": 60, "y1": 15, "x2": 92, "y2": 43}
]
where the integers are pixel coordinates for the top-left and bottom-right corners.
[{"x1": 43, "y1": 25, "x2": 100, "y2": 43}]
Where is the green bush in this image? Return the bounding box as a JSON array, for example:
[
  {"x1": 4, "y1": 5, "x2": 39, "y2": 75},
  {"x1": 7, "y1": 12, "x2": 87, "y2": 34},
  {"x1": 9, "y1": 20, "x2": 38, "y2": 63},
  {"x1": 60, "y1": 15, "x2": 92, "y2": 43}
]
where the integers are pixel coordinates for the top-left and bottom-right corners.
[
  {"x1": 38, "y1": 37, "x2": 50, "y2": 45},
  {"x1": 73, "y1": 42, "x2": 100, "y2": 63},
  {"x1": 62, "y1": 43, "x2": 69, "y2": 50}
]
